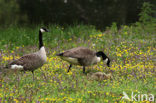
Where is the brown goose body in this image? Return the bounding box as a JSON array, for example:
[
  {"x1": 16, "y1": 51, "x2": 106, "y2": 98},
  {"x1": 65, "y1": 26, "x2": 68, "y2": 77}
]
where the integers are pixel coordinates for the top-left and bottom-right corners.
[
  {"x1": 8, "y1": 47, "x2": 47, "y2": 71},
  {"x1": 59, "y1": 47, "x2": 100, "y2": 66},
  {"x1": 57, "y1": 47, "x2": 110, "y2": 73}
]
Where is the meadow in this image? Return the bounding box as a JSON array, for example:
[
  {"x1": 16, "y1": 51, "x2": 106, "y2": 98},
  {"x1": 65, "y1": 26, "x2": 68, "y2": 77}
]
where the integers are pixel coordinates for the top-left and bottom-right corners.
[{"x1": 0, "y1": 22, "x2": 155, "y2": 103}]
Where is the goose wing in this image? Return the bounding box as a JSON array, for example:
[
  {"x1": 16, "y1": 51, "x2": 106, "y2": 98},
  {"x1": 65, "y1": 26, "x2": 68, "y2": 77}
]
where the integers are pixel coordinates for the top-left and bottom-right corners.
[
  {"x1": 60, "y1": 47, "x2": 96, "y2": 59},
  {"x1": 9, "y1": 53, "x2": 43, "y2": 71}
]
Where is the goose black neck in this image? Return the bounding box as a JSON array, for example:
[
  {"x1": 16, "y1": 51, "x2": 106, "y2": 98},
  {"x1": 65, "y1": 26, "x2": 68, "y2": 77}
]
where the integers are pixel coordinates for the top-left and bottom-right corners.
[
  {"x1": 96, "y1": 51, "x2": 107, "y2": 60},
  {"x1": 96, "y1": 51, "x2": 110, "y2": 67},
  {"x1": 39, "y1": 31, "x2": 43, "y2": 49}
]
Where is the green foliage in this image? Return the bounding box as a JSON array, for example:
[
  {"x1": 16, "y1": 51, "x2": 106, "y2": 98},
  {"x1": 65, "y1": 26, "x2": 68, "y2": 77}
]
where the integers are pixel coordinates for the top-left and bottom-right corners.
[
  {"x1": 0, "y1": 0, "x2": 153, "y2": 28},
  {"x1": 108, "y1": 22, "x2": 118, "y2": 34},
  {"x1": 0, "y1": 23, "x2": 155, "y2": 102},
  {"x1": 135, "y1": 2, "x2": 156, "y2": 33},
  {"x1": 139, "y1": 2, "x2": 155, "y2": 24},
  {"x1": 0, "y1": 0, "x2": 27, "y2": 26},
  {"x1": 0, "y1": 25, "x2": 100, "y2": 49}
]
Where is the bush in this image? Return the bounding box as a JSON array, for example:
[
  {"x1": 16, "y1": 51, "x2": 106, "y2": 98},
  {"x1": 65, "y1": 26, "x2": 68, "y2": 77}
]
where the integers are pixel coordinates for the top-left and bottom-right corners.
[
  {"x1": 136, "y1": 2, "x2": 156, "y2": 33},
  {"x1": 0, "y1": 0, "x2": 27, "y2": 26}
]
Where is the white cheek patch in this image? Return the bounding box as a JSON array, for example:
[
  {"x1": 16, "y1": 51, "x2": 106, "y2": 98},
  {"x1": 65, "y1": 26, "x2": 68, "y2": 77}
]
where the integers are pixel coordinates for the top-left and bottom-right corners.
[
  {"x1": 104, "y1": 58, "x2": 108, "y2": 63},
  {"x1": 40, "y1": 28, "x2": 45, "y2": 33},
  {"x1": 97, "y1": 57, "x2": 101, "y2": 62},
  {"x1": 11, "y1": 64, "x2": 23, "y2": 70}
]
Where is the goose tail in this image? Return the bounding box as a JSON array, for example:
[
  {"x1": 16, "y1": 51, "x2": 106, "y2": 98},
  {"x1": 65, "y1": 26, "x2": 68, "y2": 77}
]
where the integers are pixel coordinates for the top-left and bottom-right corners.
[{"x1": 56, "y1": 53, "x2": 64, "y2": 56}]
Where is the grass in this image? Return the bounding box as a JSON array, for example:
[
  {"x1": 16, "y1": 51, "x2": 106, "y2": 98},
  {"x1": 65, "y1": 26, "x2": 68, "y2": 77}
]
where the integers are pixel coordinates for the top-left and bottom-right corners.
[{"x1": 0, "y1": 23, "x2": 155, "y2": 103}]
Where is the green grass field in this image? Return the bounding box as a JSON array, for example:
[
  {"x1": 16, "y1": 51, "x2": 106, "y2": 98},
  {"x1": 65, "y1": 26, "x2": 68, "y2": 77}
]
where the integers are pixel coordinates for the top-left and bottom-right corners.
[{"x1": 0, "y1": 23, "x2": 155, "y2": 103}]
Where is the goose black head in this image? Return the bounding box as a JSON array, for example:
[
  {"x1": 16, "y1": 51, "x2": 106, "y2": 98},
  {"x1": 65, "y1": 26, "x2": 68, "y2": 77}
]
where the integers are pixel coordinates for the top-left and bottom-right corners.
[
  {"x1": 38, "y1": 27, "x2": 49, "y2": 49},
  {"x1": 40, "y1": 27, "x2": 49, "y2": 33},
  {"x1": 96, "y1": 51, "x2": 110, "y2": 67}
]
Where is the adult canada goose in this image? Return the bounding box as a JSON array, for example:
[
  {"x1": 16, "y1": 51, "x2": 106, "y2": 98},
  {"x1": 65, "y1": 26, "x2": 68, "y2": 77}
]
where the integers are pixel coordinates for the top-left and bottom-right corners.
[
  {"x1": 56, "y1": 47, "x2": 110, "y2": 73},
  {"x1": 5, "y1": 27, "x2": 49, "y2": 79}
]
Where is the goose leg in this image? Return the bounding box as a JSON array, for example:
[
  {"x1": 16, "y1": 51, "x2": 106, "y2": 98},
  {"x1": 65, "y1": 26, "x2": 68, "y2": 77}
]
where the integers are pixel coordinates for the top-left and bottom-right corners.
[
  {"x1": 83, "y1": 66, "x2": 85, "y2": 73},
  {"x1": 32, "y1": 71, "x2": 34, "y2": 80},
  {"x1": 68, "y1": 64, "x2": 72, "y2": 72}
]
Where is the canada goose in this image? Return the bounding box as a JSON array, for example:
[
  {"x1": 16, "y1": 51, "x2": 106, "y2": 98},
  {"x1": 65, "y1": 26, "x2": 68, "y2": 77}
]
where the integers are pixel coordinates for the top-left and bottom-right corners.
[
  {"x1": 5, "y1": 27, "x2": 49, "y2": 79},
  {"x1": 56, "y1": 47, "x2": 110, "y2": 73}
]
